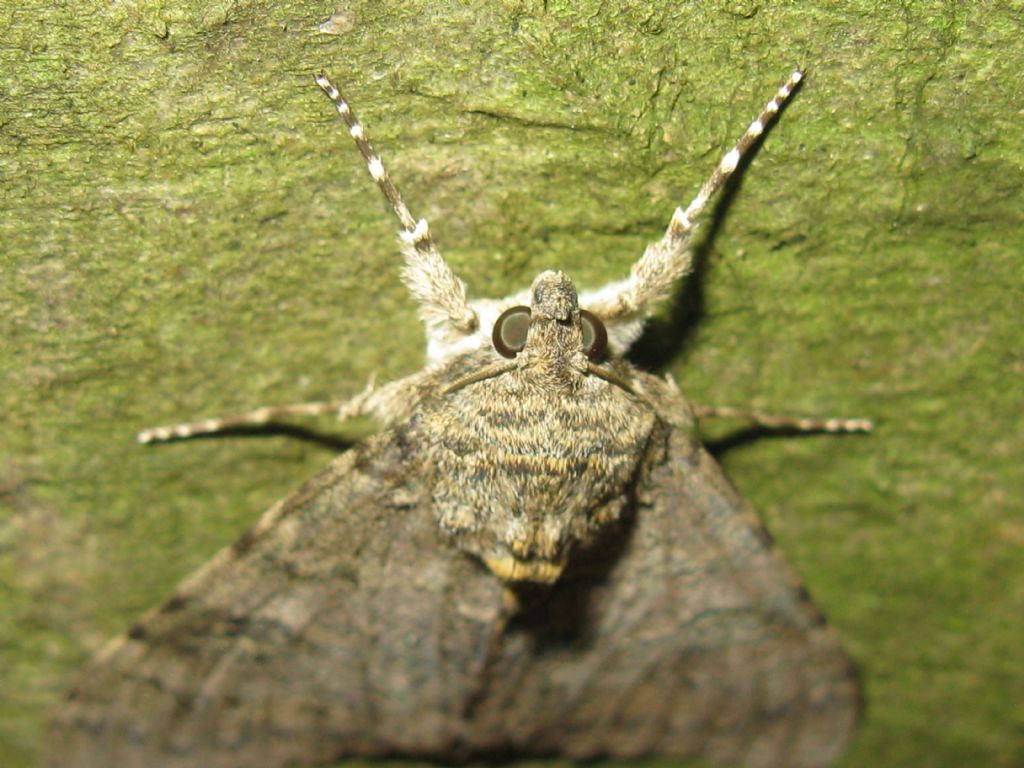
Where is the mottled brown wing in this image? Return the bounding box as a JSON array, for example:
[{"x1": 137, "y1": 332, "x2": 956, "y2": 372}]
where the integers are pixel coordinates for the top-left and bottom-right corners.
[
  {"x1": 50, "y1": 425, "x2": 857, "y2": 768},
  {"x1": 465, "y1": 425, "x2": 859, "y2": 768},
  {"x1": 46, "y1": 432, "x2": 506, "y2": 768}
]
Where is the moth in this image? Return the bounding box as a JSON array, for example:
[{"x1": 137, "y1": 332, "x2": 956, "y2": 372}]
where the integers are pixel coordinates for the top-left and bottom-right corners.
[{"x1": 48, "y1": 70, "x2": 871, "y2": 768}]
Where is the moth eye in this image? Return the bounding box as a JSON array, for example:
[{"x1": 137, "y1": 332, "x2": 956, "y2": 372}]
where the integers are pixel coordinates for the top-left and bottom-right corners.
[
  {"x1": 493, "y1": 306, "x2": 532, "y2": 358},
  {"x1": 580, "y1": 309, "x2": 608, "y2": 361}
]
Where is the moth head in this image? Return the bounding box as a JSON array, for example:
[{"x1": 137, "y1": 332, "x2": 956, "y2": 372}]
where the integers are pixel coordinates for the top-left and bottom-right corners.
[
  {"x1": 492, "y1": 271, "x2": 608, "y2": 362},
  {"x1": 530, "y1": 269, "x2": 577, "y2": 322}
]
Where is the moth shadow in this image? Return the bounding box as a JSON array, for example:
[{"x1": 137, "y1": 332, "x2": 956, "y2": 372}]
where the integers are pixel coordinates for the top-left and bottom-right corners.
[{"x1": 147, "y1": 423, "x2": 355, "y2": 453}]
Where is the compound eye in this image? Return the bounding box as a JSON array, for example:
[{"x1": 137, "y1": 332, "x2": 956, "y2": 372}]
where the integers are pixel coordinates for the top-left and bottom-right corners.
[
  {"x1": 493, "y1": 306, "x2": 532, "y2": 358},
  {"x1": 580, "y1": 309, "x2": 608, "y2": 361}
]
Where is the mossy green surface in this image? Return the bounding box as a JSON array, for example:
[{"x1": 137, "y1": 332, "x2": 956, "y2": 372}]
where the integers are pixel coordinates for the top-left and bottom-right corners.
[{"x1": 2, "y1": 2, "x2": 1022, "y2": 766}]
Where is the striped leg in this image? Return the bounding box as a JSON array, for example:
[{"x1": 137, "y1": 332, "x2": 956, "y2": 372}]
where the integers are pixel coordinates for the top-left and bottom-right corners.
[
  {"x1": 693, "y1": 404, "x2": 873, "y2": 433},
  {"x1": 314, "y1": 73, "x2": 478, "y2": 335},
  {"x1": 586, "y1": 71, "x2": 804, "y2": 322},
  {"x1": 136, "y1": 399, "x2": 348, "y2": 444},
  {"x1": 136, "y1": 371, "x2": 431, "y2": 444}
]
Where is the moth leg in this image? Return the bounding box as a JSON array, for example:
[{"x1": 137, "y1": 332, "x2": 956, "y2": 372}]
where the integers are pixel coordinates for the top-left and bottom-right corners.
[
  {"x1": 315, "y1": 72, "x2": 479, "y2": 348},
  {"x1": 629, "y1": 373, "x2": 870, "y2": 434},
  {"x1": 581, "y1": 71, "x2": 803, "y2": 348},
  {"x1": 136, "y1": 370, "x2": 434, "y2": 444},
  {"x1": 693, "y1": 404, "x2": 873, "y2": 433}
]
